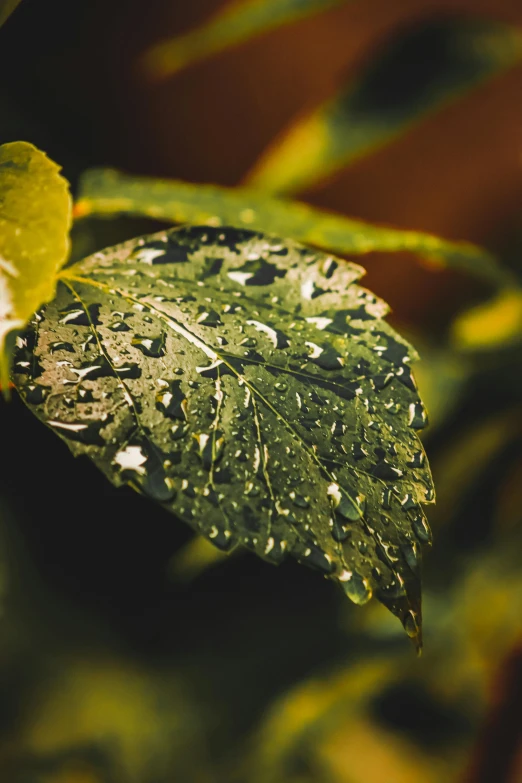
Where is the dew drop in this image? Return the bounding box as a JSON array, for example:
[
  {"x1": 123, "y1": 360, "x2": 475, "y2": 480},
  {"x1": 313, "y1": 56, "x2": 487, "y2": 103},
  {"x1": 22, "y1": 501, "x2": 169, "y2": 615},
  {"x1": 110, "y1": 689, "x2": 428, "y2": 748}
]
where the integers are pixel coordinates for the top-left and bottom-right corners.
[
  {"x1": 328, "y1": 483, "x2": 365, "y2": 520},
  {"x1": 412, "y1": 513, "x2": 432, "y2": 545},
  {"x1": 25, "y1": 384, "x2": 49, "y2": 404},
  {"x1": 339, "y1": 570, "x2": 372, "y2": 605},
  {"x1": 132, "y1": 334, "x2": 166, "y2": 358},
  {"x1": 330, "y1": 517, "x2": 350, "y2": 542},
  {"x1": 290, "y1": 492, "x2": 310, "y2": 509},
  {"x1": 197, "y1": 309, "x2": 223, "y2": 327},
  {"x1": 408, "y1": 402, "x2": 428, "y2": 429},
  {"x1": 48, "y1": 416, "x2": 110, "y2": 445},
  {"x1": 351, "y1": 442, "x2": 368, "y2": 461},
  {"x1": 59, "y1": 302, "x2": 101, "y2": 326},
  {"x1": 296, "y1": 544, "x2": 335, "y2": 575},
  {"x1": 401, "y1": 539, "x2": 421, "y2": 576},
  {"x1": 49, "y1": 341, "x2": 74, "y2": 353},
  {"x1": 372, "y1": 461, "x2": 403, "y2": 481},
  {"x1": 109, "y1": 320, "x2": 131, "y2": 332},
  {"x1": 403, "y1": 610, "x2": 419, "y2": 639},
  {"x1": 407, "y1": 450, "x2": 425, "y2": 468},
  {"x1": 207, "y1": 526, "x2": 234, "y2": 551},
  {"x1": 171, "y1": 422, "x2": 190, "y2": 441},
  {"x1": 156, "y1": 381, "x2": 187, "y2": 420}
]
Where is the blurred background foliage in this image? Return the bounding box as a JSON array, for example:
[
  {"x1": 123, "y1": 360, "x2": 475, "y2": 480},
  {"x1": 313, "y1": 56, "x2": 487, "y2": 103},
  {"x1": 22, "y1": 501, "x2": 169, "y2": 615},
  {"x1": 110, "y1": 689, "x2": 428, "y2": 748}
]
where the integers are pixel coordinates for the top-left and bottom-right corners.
[{"x1": 1, "y1": 0, "x2": 522, "y2": 781}]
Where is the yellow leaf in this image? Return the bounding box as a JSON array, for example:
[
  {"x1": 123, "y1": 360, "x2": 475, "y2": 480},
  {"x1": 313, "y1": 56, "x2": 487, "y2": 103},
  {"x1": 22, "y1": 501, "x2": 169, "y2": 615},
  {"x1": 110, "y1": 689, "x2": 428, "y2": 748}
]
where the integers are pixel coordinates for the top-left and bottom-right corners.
[
  {"x1": 0, "y1": 141, "x2": 72, "y2": 389},
  {"x1": 452, "y1": 289, "x2": 522, "y2": 350}
]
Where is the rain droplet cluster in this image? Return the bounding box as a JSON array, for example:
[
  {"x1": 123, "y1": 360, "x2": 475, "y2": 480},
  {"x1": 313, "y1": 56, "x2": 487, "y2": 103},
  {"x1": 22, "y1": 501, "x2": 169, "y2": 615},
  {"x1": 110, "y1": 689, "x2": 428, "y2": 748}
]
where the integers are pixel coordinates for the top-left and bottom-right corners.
[{"x1": 13, "y1": 226, "x2": 434, "y2": 645}]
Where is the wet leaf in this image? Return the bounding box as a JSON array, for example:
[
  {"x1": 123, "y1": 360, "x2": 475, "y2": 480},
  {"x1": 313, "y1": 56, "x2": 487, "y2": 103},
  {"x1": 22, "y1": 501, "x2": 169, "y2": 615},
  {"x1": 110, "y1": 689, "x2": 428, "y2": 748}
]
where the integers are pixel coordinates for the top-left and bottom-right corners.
[
  {"x1": 0, "y1": 0, "x2": 21, "y2": 29},
  {"x1": 246, "y1": 17, "x2": 522, "y2": 194},
  {"x1": 0, "y1": 141, "x2": 72, "y2": 389},
  {"x1": 76, "y1": 168, "x2": 510, "y2": 289},
  {"x1": 140, "y1": 0, "x2": 348, "y2": 82},
  {"x1": 12, "y1": 226, "x2": 434, "y2": 644}
]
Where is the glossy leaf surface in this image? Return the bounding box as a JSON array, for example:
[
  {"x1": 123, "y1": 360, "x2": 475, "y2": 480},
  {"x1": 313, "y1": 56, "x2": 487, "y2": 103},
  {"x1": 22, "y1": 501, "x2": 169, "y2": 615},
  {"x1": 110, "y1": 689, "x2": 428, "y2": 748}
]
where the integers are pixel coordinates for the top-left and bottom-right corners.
[{"x1": 13, "y1": 226, "x2": 434, "y2": 645}]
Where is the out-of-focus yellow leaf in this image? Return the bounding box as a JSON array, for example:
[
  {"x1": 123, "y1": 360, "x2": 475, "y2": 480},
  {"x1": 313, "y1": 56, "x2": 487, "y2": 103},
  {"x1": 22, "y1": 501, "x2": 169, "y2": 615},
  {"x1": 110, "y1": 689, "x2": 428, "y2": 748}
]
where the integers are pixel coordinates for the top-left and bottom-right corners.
[
  {"x1": 320, "y1": 716, "x2": 450, "y2": 783},
  {"x1": 140, "y1": 0, "x2": 348, "y2": 82},
  {"x1": 248, "y1": 659, "x2": 399, "y2": 783},
  {"x1": 76, "y1": 168, "x2": 509, "y2": 288},
  {"x1": 16, "y1": 656, "x2": 210, "y2": 783},
  {"x1": 0, "y1": 141, "x2": 72, "y2": 389},
  {"x1": 0, "y1": 0, "x2": 21, "y2": 29},
  {"x1": 452, "y1": 289, "x2": 522, "y2": 350},
  {"x1": 246, "y1": 18, "x2": 522, "y2": 194},
  {"x1": 247, "y1": 535, "x2": 522, "y2": 783}
]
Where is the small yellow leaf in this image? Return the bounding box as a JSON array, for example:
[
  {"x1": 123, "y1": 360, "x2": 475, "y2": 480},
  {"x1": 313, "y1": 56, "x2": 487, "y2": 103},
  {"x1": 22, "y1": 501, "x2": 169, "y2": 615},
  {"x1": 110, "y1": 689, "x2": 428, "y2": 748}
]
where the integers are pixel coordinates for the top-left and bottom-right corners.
[{"x1": 0, "y1": 141, "x2": 72, "y2": 388}]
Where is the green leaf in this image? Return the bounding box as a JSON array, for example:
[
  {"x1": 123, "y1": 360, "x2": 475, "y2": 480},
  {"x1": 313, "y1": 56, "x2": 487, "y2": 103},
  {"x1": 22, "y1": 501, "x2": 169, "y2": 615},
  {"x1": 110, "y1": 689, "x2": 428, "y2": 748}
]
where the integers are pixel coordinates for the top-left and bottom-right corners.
[
  {"x1": 139, "y1": 0, "x2": 348, "y2": 82},
  {"x1": 76, "y1": 168, "x2": 511, "y2": 290},
  {"x1": 0, "y1": 142, "x2": 72, "y2": 390},
  {"x1": 0, "y1": 0, "x2": 21, "y2": 29},
  {"x1": 12, "y1": 225, "x2": 434, "y2": 647},
  {"x1": 246, "y1": 18, "x2": 522, "y2": 194}
]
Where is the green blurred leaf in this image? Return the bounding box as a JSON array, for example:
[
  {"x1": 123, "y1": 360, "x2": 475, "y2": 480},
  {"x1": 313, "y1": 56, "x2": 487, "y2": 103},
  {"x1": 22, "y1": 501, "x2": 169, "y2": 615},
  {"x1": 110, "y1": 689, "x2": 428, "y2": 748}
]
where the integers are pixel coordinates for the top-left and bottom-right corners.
[
  {"x1": 13, "y1": 225, "x2": 434, "y2": 644},
  {"x1": 140, "y1": 0, "x2": 348, "y2": 82},
  {"x1": 246, "y1": 17, "x2": 522, "y2": 194},
  {"x1": 0, "y1": 0, "x2": 21, "y2": 28},
  {"x1": 0, "y1": 141, "x2": 72, "y2": 390},
  {"x1": 76, "y1": 168, "x2": 510, "y2": 290}
]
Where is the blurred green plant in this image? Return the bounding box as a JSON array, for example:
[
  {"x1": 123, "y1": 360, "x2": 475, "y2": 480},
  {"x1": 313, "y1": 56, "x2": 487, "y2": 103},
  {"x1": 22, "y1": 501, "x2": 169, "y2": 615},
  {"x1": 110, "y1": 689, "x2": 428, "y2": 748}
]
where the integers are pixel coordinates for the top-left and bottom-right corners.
[
  {"x1": 140, "y1": 0, "x2": 349, "y2": 82},
  {"x1": 452, "y1": 289, "x2": 522, "y2": 351},
  {"x1": 76, "y1": 168, "x2": 511, "y2": 289},
  {"x1": 246, "y1": 17, "x2": 522, "y2": 194}
]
